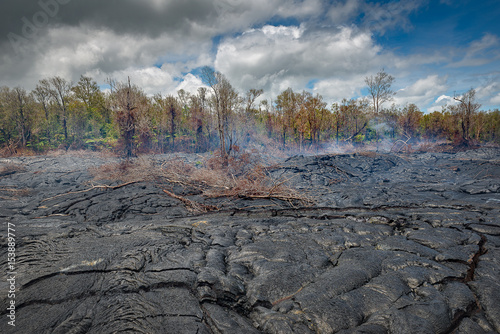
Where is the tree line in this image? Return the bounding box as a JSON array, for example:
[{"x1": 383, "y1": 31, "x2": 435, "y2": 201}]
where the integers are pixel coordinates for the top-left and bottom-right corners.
[{"x1": 1, "y1": 68, "x2": 499, "y2": 157}]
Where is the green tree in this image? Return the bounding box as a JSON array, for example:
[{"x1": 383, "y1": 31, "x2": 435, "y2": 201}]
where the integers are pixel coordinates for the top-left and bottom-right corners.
[{"x1": 72, "y1": 76, "x2": 109, "y2": 135}]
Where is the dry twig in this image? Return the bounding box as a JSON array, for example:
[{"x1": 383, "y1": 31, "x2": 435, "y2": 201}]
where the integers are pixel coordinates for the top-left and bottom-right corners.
[
  {"x1": 41, "y1": 181, "x2": 139, "y2": 203},
  {"x1": 162, "y1": 189, "x2": 218, "y2": 213}
]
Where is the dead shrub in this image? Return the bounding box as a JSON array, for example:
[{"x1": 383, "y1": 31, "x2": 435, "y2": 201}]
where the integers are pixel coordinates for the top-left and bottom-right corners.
[
  {"x1": 0, "y1": 146, "x2": 37, "y2": 157},
  {"x1": 89, "y1": 150, "x2": 313, "y2": 209},
  {"x1": 166, "y1": 150, "x2": 311, "y2": 205},
  {"x1": 90, "y1": 157, "x2": 158, "y2": 183},
  {"x1": 205, "y1": 146, "x2": 262, "y2": 176},
  {"x1": 209, "y1": 165, "x2": 304, "y2": 202},
  {"x1": 98, "y1": 148, "x2": 119, "y2": 159}
]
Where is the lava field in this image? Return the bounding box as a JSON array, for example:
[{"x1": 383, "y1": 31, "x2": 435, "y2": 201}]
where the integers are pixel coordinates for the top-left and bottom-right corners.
[{"x1": 1, "y1": 148, "x2": 499, "y2": 333}]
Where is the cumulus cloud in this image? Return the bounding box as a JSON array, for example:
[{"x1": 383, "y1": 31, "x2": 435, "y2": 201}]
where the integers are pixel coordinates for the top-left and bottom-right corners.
[
  {"x1": 394, "y1": 75, "x2": 449, "y2": 107},
  {"x1": 0, "y1": 0, "x2": 272, "y2": 47},
  {"x1": 174, "y1": 73, "x2": 206, "y2": 95},
  {"x1": 427, "y1": 94, "x2": 457, "y2": 113},
  {"x1": 313, "y1": 76, "x2": 367, "y2": 104},
  {"x1": 0, "y1": 22, "x2": 211, "y2": 92},
  {"x1": 274, "y1": 0, "x2": 324, "y2": 19},
  {"x1": 0, "y1": 0, "x2": 332, "y2": 93},
  {"x1": 0, "y1": 0, "x2": 498, "y2": 111},
  {"x1": 215, "y1": 24, "x2": 380, "y2": 99}
]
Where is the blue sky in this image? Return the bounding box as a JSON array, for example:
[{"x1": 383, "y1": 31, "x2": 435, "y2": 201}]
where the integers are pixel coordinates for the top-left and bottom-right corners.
[{"x1": 0, "y1": 0, "x2": 499, "y2": 112}]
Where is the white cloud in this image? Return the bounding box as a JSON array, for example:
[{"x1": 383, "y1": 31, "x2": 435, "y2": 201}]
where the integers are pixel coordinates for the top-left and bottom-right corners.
[
  {"x1": 427, "y1": 94, "x2": 458, "y2": 113},
  {"x1": 0, "y1": 23, "x2": 212, "y2": 94},
  {"x1": 449, "y1": 34, "x2": 500, "y2": 68},
  {"x1": 313, "y1": 76, "x2": 366, "y2": 104},
  {"x1": 476, "y1": 81, "x2": 500, "y2": 100},
  {"x1": 394, "y1": 75, "x2": 448, "y2": 107},
  {"x1": 0, "y1": 0, "x2": 497, "y2": 114},
  {"x1": 174, "y1": 73, "x2": 206, "y2": 95},
  {"x1": 85, "y1": 66, "x2": 175, "y2": 95},
  {"x1": 215, "y1": 24, "x2": 380, "y2": 98},
  {"x1": 435, "y1": 95, "x2": 453, "y2": 104},
  {"x1": 276, "y1": 0, "x2": 324, "y2": 19},
  {"x1": 328, "y1": 0, "x2": 362, "y2": 24},
  {"x1": 490, "y1": 94, "x2": 500, "y2": 106},
  {"x1": 474, "y1": 81, "x2": 500, "y2": 108},
  {"x1": 326, "y1": 0, "x2": 427, "y2": 34}
]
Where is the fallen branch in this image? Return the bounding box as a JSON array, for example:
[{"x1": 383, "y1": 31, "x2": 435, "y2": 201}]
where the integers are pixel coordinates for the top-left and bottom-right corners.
[
  {"x1": 391, "y1": 133, "x2": 412, "y2": 153},
  {"x1": 41, "y1": 181, "x2": 140, "y2": 203},
  {"x1": 268, "y1": 174, "x2": 298, "y2": 194},
  {"x1": 344, "y1": 122, "x2": 368, "y2": 142},
  {"x1": 162, "y1": 189, "x2": 218, "y2": 213},
  {"x1": 238, "y1": 194, "x2": 314, "y2": 204}
]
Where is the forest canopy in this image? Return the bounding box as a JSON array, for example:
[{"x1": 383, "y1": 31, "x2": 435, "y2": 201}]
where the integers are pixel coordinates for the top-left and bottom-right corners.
[{"x1": 1, "y1": 69, "x2": 499, "y2": 157}]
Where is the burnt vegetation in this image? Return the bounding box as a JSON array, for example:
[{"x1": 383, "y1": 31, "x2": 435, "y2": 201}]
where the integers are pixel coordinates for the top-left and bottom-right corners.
[
  {"x1": 89, "y1": 150, "x2": 312, "y2": 213},
  {"x1": 0, "y1": 69, "x2": 498, "y2": 158}
]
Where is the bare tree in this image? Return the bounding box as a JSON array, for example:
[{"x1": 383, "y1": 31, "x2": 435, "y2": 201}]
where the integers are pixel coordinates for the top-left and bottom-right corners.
[
  {"x1": 331, "y1": 102, "x2": 345, "y2": 145},
  {"x1": 201, "y1": 67, "x2": 239, "y2": 160},
  {"x1": 34, "y1": 80, "x2": 51, "y2": 123},
  {"x1": 109, "y1": 77, "x2": 143, "y2": 157},
  {"x1": 452, "y1": 88, "x2": 481, "y2": 143},
  {"x1": 48, "y1": 76, "x2": 73, "y2": 141},
  {"x1": 245, "y1": 88, "x2": 263, "y2": 115},
  {"x1": 4, "y1": 87, "x2": 33, "y2": 148},
  {"x1": 166, "y1": 95, "x2": 178, "y2": 150},
  {"x1": 189, "y1": 87, "x2": 209, "y2": 152},
  {"x1": 365, "y1": 69, "x2": 395, "y2": 113}
]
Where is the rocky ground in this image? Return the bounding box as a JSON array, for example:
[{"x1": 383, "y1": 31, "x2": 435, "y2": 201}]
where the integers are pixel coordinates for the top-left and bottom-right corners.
[{"x1": 0, "y1": 148, "x2": 499, "y2": 334}]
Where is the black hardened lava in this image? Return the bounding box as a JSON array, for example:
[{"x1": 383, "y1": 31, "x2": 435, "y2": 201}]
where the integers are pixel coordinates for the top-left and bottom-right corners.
[{"x1": 1, "y1": 148, "x2": 499, "y2": 333}]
